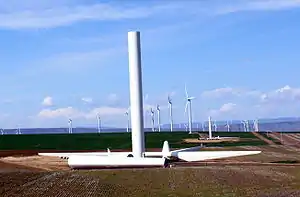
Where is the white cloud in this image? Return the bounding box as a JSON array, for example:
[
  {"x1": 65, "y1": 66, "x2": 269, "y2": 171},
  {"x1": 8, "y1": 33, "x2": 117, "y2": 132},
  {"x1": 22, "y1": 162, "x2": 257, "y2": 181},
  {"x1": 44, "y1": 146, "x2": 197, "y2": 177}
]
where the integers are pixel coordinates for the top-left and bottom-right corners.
[
  {"x1": 41, "y1": 96, "x2": 53, "y2": 106},
  {"x1": 219, "y1": 103, "x2": 237, "y2": 112},
  {"x1": 260, "y1": 85, "x2": 300, "y2": 103},
  {"x1": 38, "y1": 106, "x2": 82, "y2": 119},
  {"x1": 81, "y1": 97, "x2": 93, "y2": 103},
  {"x1": 209, "y1": 103, "x2": 238, "y2": 118},
  {"x1": 0, "y1": 1, "x2": 299, "y2": 29},
  {"x1": 37, "y1": 106, "x2": 127, "y2": 120},
  {"x1": 215, "y1": 0, "x2": 300, "y2": 15},
  {"x1": 0, "y1": 1, "x2": 190, "y2": 29}
]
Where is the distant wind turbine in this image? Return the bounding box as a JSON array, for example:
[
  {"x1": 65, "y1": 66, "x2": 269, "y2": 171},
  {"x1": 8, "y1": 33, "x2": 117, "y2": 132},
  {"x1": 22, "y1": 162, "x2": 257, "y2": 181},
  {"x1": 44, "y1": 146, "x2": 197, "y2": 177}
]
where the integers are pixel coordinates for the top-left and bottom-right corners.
[
  {"x1": 150, "y1": 108, "x2": 155, "y2": 132},
  {"x1": 168, "y1": 95, "x2": 173, "y2": 132},
  {"x1": 241, "y1": 120, "x2": 247, "y2": 132},
  {"x1": 253, "y1": 119, "x2": 259, "y2": 132},
  {"x1": 184, "y1": 84, "x2": 195, "y2": 134},
  {"x1": 202, "y1": 122, "x2": 205, "y2": 132},
  {"x1": 16, "y1": 125, "x2": 21, "y2": 135},
  {"x1": 225, "y1": 121, "x2": 231, "y2": 132},
  {"x1": 97, "y1": 114, "x2": 101, "y2": 133},
  {"x1": 213, "y1": 121, "x2": 218, "y2": 132},
  {"x1": 68, "y1": 118, "x2": 73, "y2": 134},
  {"x1": 246, "y1": 120, "x2": 250, "y2": 132},
  {"x1": 208, "y1": 116, "x2": 213, "y2": 139},
  {"x1": 125, "y1": 111, "x2": 130, "y2": 133},
  {"x1": 156, "y1": 105, "x2": 161, "y2": 132}
]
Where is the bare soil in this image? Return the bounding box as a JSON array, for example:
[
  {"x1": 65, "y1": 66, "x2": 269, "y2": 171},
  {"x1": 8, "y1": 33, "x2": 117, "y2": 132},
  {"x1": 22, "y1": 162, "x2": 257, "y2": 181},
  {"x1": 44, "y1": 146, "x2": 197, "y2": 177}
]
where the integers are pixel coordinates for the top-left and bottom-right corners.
[
  {"x1": 1, "y1": 166, "x2": 300, "y2": 197},
  {"x1": 1, "y1": 144, "x2": 300, "y2": 196}
]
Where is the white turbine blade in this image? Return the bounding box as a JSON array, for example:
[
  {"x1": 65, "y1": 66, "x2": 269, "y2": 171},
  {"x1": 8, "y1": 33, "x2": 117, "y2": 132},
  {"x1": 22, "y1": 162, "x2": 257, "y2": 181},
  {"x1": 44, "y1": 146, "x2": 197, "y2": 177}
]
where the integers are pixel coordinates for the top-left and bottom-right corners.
[
  {"x1": 184, "y1": 102, "x2": 189, "y2": 116},
  {"x1": 185, "y1": 84, "x2": 189, "y2": 98},
  {"x1": 172, "y1": 151, "x2": 261, "y2": 162}
]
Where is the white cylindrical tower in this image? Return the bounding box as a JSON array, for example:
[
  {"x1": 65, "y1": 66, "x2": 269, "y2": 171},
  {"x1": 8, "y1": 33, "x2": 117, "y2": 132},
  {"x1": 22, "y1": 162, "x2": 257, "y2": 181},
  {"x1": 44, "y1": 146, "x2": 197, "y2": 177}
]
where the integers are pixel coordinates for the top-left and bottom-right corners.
[
  {"x1": 208, "y1": 116, "x2": 212, "y2": 139},
  {"x1": 128, "y1": 31, "x2": 145, "y2": 158},
  {"x1": 169, "y1": 104, "x2": 173, "y2": 132}
]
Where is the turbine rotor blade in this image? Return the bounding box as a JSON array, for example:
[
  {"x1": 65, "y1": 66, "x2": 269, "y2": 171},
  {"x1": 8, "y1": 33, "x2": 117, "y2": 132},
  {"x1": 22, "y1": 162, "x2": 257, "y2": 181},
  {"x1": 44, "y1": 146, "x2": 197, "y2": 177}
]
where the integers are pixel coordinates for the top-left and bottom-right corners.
[
  {"x1": 184, "y1": 101, "x2": 189, "y2": 116},
  {"x1": 185, "y1": 84, "x2": 189, "y2": 98}
]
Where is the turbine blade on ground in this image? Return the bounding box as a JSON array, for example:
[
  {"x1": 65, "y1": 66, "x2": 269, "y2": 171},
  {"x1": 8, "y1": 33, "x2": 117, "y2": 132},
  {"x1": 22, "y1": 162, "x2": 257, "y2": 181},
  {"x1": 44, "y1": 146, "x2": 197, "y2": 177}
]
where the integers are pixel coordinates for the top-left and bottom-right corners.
[{"x1": 172, "y1": 151, "x2": 261, "y2": 162}]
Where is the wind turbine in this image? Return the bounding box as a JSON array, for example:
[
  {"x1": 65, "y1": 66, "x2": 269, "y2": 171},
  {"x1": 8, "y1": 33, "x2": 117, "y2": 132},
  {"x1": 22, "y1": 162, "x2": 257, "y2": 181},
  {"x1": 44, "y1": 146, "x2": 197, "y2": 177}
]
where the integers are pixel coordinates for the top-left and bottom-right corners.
[
  {"x1": 253, "y1": 119, "x2": 259, "y2": 132},
  {"x1": 97, "y1": 114, "x2": 101, "y2": 133},
  {"x1": 245, "y1": 120, "x2": 250, "y2": 132},
  {"x1": 150, "y1": 108, "x2": 155, "y2": 132},
  {"x1": 125, "y1": 111, "x2": 130, "y2": 133},
  {"x1": 208, "y1": 116, "x2": 213, "y2": 139},
  {"x1": 168, "y1": 95, "x2": 173, "y2": 132},
  {"x1": 184, "y1": 84, "x2": 195, "y2": 134},
  {"x1": 241, "y1": 120, "x2": 247, "y2": 132},
  {"x1": 68, "y1": 118, "x2": 73, "y2": 134},
  {"x1": 184, "y1": 123, "x2": 188, "y2": 132},
  {"x1": 202, "y1": 122, "x2": 205, "y2": 132},
  {"x1": 225, "y1": 121, "x2": 231, "y2": 132},
  {"x1": 156, "y1": 105, "x2": 161, "y2": 132},
  {"x1": 213, "y1": 121, "x2": 218, "y2": 132},
  {"x1": 16, "y1": 125, "x2": 21, "y2": 135}
]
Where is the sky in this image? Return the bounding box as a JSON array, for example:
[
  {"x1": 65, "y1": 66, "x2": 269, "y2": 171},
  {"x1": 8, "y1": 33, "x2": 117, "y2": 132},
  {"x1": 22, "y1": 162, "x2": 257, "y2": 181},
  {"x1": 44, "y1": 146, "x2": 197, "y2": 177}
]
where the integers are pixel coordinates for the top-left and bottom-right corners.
[{"x1": 1, "y1": 0, "x2": 300, "y2": 129}]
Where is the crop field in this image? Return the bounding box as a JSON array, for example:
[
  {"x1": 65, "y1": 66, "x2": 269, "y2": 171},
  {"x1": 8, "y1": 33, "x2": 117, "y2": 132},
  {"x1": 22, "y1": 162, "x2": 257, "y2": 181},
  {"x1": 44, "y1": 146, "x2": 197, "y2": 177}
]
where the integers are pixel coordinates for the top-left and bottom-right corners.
[
  {"x1": 1, "y1": 165, "x2": 300, "y2": 197},
  {"x1": 1, "y1": 132, "x2": 300, "y2": 196},
  {"x1": 0, "y1": 132, "x2": 266, "y2": 151}
]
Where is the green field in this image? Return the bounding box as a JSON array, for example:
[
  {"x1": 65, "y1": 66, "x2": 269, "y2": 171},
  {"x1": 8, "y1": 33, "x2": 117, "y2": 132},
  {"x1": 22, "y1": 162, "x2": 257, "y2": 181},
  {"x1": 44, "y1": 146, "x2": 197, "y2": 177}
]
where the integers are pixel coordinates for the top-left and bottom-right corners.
[{"x1": 0, "y1": 132, "x2": 266, "y2": 150}]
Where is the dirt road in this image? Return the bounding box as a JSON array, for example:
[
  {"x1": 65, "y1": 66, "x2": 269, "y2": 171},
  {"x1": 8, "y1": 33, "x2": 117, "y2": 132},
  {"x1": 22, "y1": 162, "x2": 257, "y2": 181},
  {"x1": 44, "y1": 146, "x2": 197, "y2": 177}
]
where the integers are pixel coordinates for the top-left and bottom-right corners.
[{"x1": 251, "y1": 132, "x2": 275, "y2": 145}]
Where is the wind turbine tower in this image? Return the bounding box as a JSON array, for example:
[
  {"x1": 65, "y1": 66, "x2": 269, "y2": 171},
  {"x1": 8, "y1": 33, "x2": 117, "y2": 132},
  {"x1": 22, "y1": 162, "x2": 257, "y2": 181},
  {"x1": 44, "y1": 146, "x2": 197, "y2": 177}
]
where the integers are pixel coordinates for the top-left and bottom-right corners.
[
  {"x1": 125, "y1": 111, "x2": 130, "y2": 132},
  {"x1": 97, "y1": 114, "x2": 101, "y2": 133},
  {"x1": 225, "y1": 121, "x2": 231, "y2": 132},
  {"x1": 184, "y1": 85, "x2": 195, "y2": 134},
  {"x1": 213, "y1": 121, "x2": 218, "y2": 132},
  {"x1": 16, "y1": 126, "x2": 21, "y2": 135},
  {"x1": 241, "y1": 120, "x2": 247, "y2": 132},
  {"x1": 156, "y1": 105, "x2": 161, "y2": 132},
  {"x1": 128, "y1": 31, "x2": 145, "y2": 157},
  {"x1": 253, "y1": 119, "x2": 259, "y2": 132},
  {"x1": 68, "y1": 118, "x2": 73, "y2": 134},
  {"x1": 208, "y1": 116, "x2": 213, "y2": 139},
  {"x1": 168, "y1": 95, "x2": 173, "y2": 132},
  {"x1": 150, "y1": 108, "x2": 155, "y2": 132},
  {"x1": 246, "y1": 120, "x2": 250, "y2": 132},
  {"x1": 202, "y1": 122, "x2": 205, "y2": 132}
]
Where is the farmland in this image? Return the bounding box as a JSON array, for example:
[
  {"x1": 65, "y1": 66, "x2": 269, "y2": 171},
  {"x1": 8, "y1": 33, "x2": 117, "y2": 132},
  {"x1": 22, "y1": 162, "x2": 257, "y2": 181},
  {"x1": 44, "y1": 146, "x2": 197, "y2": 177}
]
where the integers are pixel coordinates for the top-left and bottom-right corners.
[
  {"x1": 1, "y1": 165, "x2": 300, "y2": 197},
  {"x1": 0, "y1": 131, "x2": 266, "y2": 151},
  {"x1": 1, "y1": 132, "x2": 300, "y2": 196}
]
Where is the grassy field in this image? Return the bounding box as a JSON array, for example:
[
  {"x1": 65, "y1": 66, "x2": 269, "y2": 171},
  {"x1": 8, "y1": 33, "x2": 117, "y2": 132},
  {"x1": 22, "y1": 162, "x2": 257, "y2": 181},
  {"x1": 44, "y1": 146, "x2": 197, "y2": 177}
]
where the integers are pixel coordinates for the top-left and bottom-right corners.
[
  {"x1": 2, "y1": 166, "x2": 300, "y2": 197},
  {"x1": 0, "y1": 132, "x2": 266, "y2": 151}
]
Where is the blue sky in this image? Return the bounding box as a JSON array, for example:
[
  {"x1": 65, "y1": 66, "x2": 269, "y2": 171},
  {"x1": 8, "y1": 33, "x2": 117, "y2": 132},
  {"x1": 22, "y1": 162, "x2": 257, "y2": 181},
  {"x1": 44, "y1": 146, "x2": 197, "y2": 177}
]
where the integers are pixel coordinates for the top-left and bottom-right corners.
[{"x1": 1, "y1": 0, "x2": 300, "y2": 128}]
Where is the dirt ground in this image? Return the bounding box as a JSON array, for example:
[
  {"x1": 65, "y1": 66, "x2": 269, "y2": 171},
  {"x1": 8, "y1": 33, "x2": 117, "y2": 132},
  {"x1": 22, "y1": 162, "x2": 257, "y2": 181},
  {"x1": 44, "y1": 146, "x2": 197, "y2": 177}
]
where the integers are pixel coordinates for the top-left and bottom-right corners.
[
  {"x1": 1, "y1": 143, "x2": 300, "y2": 197},
  {"x1": 1, "y1": 144, "x2": 300, "y2": 172},
  {"x1": 1, "y1": 165, "x2": 300, "y2": 197}
]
